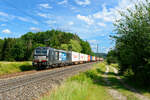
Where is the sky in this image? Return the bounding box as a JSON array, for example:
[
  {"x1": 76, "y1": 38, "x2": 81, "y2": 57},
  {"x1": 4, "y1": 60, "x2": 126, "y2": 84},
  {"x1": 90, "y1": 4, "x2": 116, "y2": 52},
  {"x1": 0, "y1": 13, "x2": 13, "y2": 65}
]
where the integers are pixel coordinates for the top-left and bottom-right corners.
[{"x1": 0, "y1": 0, "x2": 145, "y2": 53}]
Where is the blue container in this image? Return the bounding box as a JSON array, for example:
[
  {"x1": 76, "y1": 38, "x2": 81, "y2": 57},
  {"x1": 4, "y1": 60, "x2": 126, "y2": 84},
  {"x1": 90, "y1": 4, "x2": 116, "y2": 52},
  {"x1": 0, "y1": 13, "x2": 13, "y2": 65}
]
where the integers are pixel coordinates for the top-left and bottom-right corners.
[{"x1": 90, "y1": 56, "x2": 92, "y2": 61}]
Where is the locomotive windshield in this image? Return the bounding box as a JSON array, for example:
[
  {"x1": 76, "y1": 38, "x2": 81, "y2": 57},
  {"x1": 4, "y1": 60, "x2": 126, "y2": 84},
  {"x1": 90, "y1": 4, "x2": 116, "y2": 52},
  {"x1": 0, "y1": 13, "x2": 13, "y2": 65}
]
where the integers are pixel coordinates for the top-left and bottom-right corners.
[{"x1": 35, "y1": 48, "x2": 48, "y2": 55}]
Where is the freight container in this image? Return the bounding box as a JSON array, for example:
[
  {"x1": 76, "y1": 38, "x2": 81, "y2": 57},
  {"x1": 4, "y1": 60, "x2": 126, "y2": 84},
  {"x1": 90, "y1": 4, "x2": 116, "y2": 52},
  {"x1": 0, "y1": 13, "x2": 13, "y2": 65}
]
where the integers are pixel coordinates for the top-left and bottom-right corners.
[
  {"x1": 92, "y1": 56, "x2": 96, "y2": 61},
  {"x1": 88, "y1": 55, "x2": 90, "y2": 62},
  {"x1": 97, "y1": 57, "x2": 99, "y2": 61},
  {"x1": 83, "y1": 54, "x2": 88, "y2": 62},
  {"x1": 79, "y1": 53, "x2": 84, "y2": 61},
  {"x1": 82, "y1": 54, "x2": 85, "y2": 62},
  {"x1": 90, "y1": 56, "x2": 93, "y2": 61},
  {"x1": 84, "y1": 54, "x2": 88, "y2": 62},
  {"x1": 71, "y1": 51, "x2": 80, "y2": 62},
  {"x1": 100, "y1": 58, "x2": 104, "y2": 61},
  {"x1": 94, "y1": 56, "x2": 96, "y2": 61}
]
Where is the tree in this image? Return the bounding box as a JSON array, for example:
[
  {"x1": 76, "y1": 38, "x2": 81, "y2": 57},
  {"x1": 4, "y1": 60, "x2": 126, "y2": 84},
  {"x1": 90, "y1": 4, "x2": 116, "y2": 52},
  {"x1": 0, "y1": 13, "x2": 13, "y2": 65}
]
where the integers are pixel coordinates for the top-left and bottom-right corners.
[
  {"x1": 11, "y1": 39, "x2": 25, "y2": 61},
  {"x1": 80, "y1": 40, "x2": 93, "y2": 55},
  {"x1": 60, "y1": 44, "x2": 69, "y2": 51},
  {"x1": 0, "y1": 39, "x2": 4, "y2": 60},
  {"x1": 69, "y1": 39, "x2": 82, "y2": 52},
  {"x1": 0, "y1": 29, "x2": 94, "y2": 61},
  {"x1": 2, "y1": 38, "x2": 16, "y2": 61},
  {"x1": 106, "y1": 50, "x2": 117, "y2": 64},
  {"x1": 114, "y1": 0, "x2": 150, "y2": 85}
]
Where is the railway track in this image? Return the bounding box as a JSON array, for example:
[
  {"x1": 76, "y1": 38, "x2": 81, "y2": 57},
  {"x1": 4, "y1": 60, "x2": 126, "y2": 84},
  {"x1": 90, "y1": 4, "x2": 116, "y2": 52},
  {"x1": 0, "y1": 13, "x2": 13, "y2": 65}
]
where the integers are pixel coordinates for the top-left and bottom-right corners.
[{"x1": 0, "y1": 63, "x2": 95, "y2": 95}]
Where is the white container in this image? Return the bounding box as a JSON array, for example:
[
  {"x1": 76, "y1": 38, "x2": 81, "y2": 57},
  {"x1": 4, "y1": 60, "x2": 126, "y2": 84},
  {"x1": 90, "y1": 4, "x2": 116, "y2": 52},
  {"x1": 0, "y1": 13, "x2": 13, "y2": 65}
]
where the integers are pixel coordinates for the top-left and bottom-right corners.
[
  {"x1": 93, "y1": 56, "x2": 96, "y2": 61},
  {"x1": 71, "y1": 51, "x2": 80, "y2": 62},
  {"x1": 79, "y1": 53, "x2": 84, "y2": 61},
  {"x1": 84, "y1": 54, "x2": 88, "y2": 61}
]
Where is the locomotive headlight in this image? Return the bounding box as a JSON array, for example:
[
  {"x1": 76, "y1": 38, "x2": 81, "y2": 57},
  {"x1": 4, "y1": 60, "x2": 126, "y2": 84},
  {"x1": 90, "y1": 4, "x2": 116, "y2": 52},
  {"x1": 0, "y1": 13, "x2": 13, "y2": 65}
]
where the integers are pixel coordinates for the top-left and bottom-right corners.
[{"x1": 34, "y1": 62, "x2": 37, "y2": 64}]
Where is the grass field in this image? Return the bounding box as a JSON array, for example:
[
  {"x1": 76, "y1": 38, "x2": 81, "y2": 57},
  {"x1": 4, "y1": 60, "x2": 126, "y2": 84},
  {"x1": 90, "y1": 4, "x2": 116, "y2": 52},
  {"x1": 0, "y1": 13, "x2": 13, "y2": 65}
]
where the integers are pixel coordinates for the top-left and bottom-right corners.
[
  {"x1": 121, "y1": 74, "x2": 150, "y2": 98},
  {"x1": 41, "y1": 63, "x2": 114, "y2": 100},
  {"x1": 0, "y1": 61, "x2": 34, "y2": 75},
  {"x1": 40, "y1": 62, "x2": 150, "y2": 100}
]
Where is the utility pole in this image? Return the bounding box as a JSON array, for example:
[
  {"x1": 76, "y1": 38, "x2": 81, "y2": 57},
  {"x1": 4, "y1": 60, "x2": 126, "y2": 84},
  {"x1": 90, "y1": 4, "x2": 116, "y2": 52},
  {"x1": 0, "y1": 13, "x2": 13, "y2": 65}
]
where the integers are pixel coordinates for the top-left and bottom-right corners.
[{"x1": 97, "y1": 44, "x2": 99, "y2": 57}]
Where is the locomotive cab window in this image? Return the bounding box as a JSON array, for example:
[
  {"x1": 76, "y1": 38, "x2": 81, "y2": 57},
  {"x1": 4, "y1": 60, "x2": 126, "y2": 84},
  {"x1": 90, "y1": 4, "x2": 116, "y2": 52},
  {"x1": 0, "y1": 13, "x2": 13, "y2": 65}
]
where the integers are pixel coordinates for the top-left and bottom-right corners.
[{"x1": 35, "y1": 49, "x2": 41, "y2": 54}]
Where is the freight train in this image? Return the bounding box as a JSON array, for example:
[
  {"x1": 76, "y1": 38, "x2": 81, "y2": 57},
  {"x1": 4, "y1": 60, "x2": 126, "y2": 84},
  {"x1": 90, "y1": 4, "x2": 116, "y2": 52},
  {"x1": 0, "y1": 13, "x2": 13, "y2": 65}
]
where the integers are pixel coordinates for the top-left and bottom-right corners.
[{"x1": 32, "y1": 47, "x2": 103, "y2": 70}]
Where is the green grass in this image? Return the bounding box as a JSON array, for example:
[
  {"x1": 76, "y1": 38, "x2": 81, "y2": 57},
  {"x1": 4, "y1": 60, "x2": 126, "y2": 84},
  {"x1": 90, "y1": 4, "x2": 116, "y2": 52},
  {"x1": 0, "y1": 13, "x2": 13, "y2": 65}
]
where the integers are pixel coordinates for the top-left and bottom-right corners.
[
  {"x1": 41, "y1": 63, "x2": 114, "y2": 100},
  {"x1": 109, "y1": 63, "x2": 150, "y2": 98},
  {"x1": 106, "y1": 67, "x2": 140, "y2": 100},
  {"x1": 40, "y1": 62, "x2": 150, "y2": 100},
  {"x1": 120, "y1": 75, "x2": 150, "y2": 98},
  {"x1": 0, "y1": 61, "x2": 34, "y2": 75}
]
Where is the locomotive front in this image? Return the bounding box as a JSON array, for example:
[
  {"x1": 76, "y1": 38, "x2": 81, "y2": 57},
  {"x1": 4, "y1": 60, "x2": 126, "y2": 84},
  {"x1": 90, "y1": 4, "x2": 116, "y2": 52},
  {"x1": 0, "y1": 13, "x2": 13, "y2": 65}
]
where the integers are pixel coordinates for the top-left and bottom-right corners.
[{"x1": 32, "y1": 47, "x2": 49, "y2": 69}]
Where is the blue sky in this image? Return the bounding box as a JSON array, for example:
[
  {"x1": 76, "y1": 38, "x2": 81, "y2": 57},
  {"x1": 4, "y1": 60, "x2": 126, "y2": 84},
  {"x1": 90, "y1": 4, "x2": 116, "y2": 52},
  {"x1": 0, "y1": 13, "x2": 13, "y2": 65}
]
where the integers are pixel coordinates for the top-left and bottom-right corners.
[{"x1": 0, "y1": 0, "x2": 144, "y2": 53}]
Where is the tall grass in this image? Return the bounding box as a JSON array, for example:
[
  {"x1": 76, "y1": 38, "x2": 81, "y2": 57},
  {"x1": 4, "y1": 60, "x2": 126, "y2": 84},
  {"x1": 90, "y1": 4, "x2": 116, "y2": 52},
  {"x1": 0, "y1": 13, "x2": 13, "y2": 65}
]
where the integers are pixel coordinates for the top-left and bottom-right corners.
[
  {"x1": 0, "y1": 61, "x2": 33, "y2": 75},
  {"x1": 41, "y1": 63, "x2": 114, "y2": 100},
  {"x1": 41, "y1": 62, "x2": 149, "y2": 100}
]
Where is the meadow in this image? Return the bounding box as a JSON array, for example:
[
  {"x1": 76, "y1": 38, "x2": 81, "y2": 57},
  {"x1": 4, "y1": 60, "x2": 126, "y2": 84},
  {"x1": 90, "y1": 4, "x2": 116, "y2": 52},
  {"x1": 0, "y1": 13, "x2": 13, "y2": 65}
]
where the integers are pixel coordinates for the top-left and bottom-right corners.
[
  {"x1": 0, "y1": 61, "x2": 34, "y2": 75},
  {"x1": 41, "y1": 62, "x2": 150, "y2": 100}
]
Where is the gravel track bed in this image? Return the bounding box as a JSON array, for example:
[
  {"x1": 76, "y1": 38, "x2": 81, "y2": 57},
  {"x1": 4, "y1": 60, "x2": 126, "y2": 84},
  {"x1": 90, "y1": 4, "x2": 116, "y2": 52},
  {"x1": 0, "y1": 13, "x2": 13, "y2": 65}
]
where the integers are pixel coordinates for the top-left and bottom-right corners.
[
  {"x1": 0, "y1": 63, "x2": 95, "y2": 100},
  {"x1": 0, "y1": 70, "x2": 37, "y2": 79}
]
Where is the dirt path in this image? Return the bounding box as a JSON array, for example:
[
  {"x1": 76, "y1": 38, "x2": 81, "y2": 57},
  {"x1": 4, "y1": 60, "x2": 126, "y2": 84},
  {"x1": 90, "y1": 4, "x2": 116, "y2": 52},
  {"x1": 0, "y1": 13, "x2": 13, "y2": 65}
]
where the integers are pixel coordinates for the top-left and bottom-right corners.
[
  {"x1": 103, "y1": 65, "x2": 127, "y2": 100},
  {"x1": 110, "y1": 66, "x2": 150, "y2": 100}
]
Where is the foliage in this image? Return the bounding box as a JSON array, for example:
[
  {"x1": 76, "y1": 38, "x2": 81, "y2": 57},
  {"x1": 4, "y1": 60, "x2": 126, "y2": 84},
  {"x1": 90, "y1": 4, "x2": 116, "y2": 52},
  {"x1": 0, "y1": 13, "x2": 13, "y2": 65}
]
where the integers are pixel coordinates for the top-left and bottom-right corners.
[
  {"x1": 95, "y1": 53, "x2": 107, "y2": 58},
  {"x1": 113, "y1": 0, "x2": 150, "y2": 85},
  {"x1": 0, "y1": 30, "x2": 94, "y2": 61},
  {"x1": 106, "y1": 50, "x2": 118, "y2": 64},
  {"x1": 0, "y1": 39, "x2": 4, "y2": 60},
  {"x1": 60, "y1": 44, "x2": 69, "y2": 51},
  {"x1": 69, "y1": 39, "x2": 82, "y2": 52}
]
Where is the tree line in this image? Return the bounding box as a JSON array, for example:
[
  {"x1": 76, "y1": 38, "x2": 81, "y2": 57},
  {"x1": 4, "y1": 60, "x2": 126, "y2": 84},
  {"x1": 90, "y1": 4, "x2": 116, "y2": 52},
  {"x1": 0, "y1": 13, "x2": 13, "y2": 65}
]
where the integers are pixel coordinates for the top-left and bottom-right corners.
[
  {"x1": 107, "y1": 0, "x2": 150, "y2": 86},
  {"x1": 0, "y1": 29, "x2": 95, "y2": 61}
]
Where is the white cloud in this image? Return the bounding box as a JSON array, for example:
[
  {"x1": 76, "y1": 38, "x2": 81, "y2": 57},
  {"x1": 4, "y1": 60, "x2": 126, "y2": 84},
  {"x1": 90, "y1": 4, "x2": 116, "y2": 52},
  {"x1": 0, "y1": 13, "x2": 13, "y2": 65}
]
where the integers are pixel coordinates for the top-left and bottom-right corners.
[
  {"x1": 75, "y1": 0, "x2": 90, "y2": 6},
  {"x1": 45, "y1": 20, "x2": 57, "y2": 25},
  {"x1": 97, "y1": 22, "x2": 106, "y2": 27},
  {"x1": 58, "y1": 0, "x2": 68, "y2": 5},
  {"x1": 37, "y1": 13, "x2": 47, "y2": 18},
  {"x1": 31, "y1": 20, "x2": 39, "y2": 24},
  {"x1": 39, "y1": 3, "x2": 52, "y2": 9},
  {"x1": 0, "y1": 12, "x2": 38, "y2": 24},
  {"x1": 93, "y1": 0, "x2": 146, "y2": 23},
  {"x1": 16, "y1": 16, "x2": 38, "y2": 24},
  {"x1": 77, "y1": 14, "x2": 94, "y2": 25},
  {"x1": 0, "y1": 12, "x2": 8, "y2": 17},
  {"x1": 37, "y1": 13, "x2": 52, "y2": 18},
  {"x1": 68, "y1": 21, "x2": 74, "y2": 25},
  {"x1": 2, "y1": 29, "x2": 11, "y2": 34},
  {"x1": 17, "y1": 16, "x2": 29, "y2": 22},
  {"x1": 93, "y1": 4, "x2": 115, "y2": 22},
  {"x1": 30, "y1": 27, "x2": 41, "y2": 32},
  {"x1": 0, "y1": 24, "x2": 6, "y2": 26}
]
